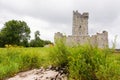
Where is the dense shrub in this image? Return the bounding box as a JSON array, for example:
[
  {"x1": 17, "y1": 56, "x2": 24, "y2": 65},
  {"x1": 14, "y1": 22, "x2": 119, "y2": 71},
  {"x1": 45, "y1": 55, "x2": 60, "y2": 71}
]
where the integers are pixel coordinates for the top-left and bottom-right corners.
[
  {"x1": 49, "y1": 39, "x2": 69, "y2": 67},
  {"x1": 68, "y1": 45, "x2": 120, "y2": 80}
]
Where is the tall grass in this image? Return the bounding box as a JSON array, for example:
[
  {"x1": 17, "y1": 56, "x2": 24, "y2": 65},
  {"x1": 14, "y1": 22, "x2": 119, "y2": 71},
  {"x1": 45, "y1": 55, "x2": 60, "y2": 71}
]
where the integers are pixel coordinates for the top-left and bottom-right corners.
[
  {"x1": 0, "y1": 39, "x2": 120, "y2": 80},
  {"x1": 51, "y1": 39, "x2": 120, "y2": 80},
  {"x1": 0, "y1": 47, "x2": 51, "y2": 79},
  {"x1": 49, "y1": 39, "x2": 69, "y2": 67},
  {"x1": 68, "y1": 45, "x2": 110, "y2": 80}
]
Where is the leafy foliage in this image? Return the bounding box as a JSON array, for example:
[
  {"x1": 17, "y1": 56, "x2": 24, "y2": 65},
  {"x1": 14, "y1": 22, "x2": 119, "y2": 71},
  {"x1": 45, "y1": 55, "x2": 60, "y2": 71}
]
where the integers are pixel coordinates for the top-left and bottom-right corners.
[
  {"x1": 0, "y1": 20, "x2": 31, "y2": 47},
  {"x1": 49, "y1": 38, "x2": 69, "y2": 67},
  {"x1": 0, "y1": 20, "x2": 52, "y2": 47},
  {"x1": 30, "y1": 30, "x2": 52, "y2": 47}
]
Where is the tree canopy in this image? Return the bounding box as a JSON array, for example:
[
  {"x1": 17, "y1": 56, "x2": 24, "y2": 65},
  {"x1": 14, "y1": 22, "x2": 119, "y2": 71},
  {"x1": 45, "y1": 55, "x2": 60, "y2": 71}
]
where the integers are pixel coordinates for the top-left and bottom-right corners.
[
  {"x1": 0, "y1": 20, "x2": 52, "y2": 47},
  {"x1": 0, "y1": 20, "x2": 31, "y2": 47},
  {"x1": 30, "y1": 30, "x2": 52, "y2": 47}
]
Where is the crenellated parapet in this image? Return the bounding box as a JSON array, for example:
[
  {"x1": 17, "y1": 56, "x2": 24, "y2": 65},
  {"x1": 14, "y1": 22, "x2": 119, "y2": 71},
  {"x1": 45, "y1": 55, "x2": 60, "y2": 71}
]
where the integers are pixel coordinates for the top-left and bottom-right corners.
[
  {"x1": 54, "y1": 32, "x2": 66, "y2": 43},
  {"x1": 73, "y1": 10, "x2": 89, "y2": 19},
  {"x1": 54, "y1": 32, "x2": 64, "y2": 39},
  {"x1": 96, "y1": 31, "x2": 108, "y2": 48}
]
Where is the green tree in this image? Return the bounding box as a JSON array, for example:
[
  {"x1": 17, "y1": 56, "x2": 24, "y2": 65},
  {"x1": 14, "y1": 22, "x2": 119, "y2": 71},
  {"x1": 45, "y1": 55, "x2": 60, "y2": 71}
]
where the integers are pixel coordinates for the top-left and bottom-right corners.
[
  {"x1": 0, "y1": 20, "x2": 31, "y2": 47},
  {"x1": 44, "y1": 40, "x2": 52, "y2": 45},
  {"x1": 30, "y1": 31, "x2": 44, "y2": 47},
  {"x1": 30, "y1": 30, "x2": 53, "y2": 47},
  {"x1": 35, "y1": 30, "x2": 40, "y2": 40}
]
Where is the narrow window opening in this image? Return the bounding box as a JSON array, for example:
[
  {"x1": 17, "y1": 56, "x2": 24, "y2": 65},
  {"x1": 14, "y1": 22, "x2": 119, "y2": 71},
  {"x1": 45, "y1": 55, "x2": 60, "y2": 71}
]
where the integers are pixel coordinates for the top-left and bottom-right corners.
[
  {"x1": 79, "y1": 26, "x2": 81, "y2": 28},
  {"x1": 79, "y1": 26, "x2": 81, "y2": 35}
]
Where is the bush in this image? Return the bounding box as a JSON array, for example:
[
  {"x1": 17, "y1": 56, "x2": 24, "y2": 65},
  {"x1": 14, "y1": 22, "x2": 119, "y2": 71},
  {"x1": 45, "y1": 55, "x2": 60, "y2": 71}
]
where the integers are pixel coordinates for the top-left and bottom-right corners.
[
  {"x1": 49, "y1": 39, "x2": 69, "y2": 67},
  {"x1": 68, "y1": 44, "x2": 120, "y2": 80},
  {"x1": 68, "y1": 45, "x2": 99, "y2": 80},
  {"x1": 19, "y1": 51, "x2": 42, "y2": 70}
]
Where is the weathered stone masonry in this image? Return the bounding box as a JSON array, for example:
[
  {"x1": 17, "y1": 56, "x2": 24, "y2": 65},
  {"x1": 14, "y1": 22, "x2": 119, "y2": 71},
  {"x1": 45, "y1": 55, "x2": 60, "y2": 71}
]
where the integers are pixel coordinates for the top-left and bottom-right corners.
[{"x1": 54, "y1": 11, "x2": 108, "y2": 48}]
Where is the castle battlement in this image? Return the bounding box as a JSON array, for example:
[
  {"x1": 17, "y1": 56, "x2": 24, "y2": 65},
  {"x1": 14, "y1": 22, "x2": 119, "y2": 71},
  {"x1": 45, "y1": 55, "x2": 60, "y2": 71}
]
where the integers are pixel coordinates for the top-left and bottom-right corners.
[
  {"x1": 73, "y1": 10, "x2": 89, "y2": 18},
  {"x1": 54, "y1": 11, "x2": 108, "y2": 48},
  {"x1": 82, "y1": 13, "x2": 89, "y2": 18}
]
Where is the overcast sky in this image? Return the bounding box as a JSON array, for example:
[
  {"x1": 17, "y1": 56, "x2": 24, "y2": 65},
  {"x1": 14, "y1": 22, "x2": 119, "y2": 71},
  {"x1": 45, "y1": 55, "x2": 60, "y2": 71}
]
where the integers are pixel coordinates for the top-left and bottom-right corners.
[{"x1": 0, "y1": 0, "x2": 120, "y2": 48}]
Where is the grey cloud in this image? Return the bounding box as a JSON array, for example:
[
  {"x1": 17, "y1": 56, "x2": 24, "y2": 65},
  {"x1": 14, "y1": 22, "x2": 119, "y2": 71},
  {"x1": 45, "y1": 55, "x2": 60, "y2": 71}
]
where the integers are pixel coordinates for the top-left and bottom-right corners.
[
  {"x1": 73, "y1": 0, "x2": 120, "y2": 25},
  {"x1": 0, "y1": 0, "x2": 73, "y2": 24},
  {"x1": 0, "y1": 0, "x2": 120, "y2": 48},
  {"x1": 1, "y1": 0, "x2": 120, "y2": 25}
]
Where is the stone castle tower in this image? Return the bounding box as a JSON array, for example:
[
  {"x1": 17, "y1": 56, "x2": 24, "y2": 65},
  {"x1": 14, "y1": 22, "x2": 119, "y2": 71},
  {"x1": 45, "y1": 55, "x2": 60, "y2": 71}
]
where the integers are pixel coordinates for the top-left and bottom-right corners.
[
  {"x1": 54, "y1": 10, "x2": 108, "y2": 48},
  {"x1": 72, "y1": 11, "x2": 88, "y2": 36}
]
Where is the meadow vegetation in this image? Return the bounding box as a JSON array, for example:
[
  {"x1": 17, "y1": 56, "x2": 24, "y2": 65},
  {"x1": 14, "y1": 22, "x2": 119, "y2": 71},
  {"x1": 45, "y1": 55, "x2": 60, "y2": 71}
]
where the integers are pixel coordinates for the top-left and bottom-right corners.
[
  {"x1": 0, "y1": 40, "x2": 120, "y2": 80},
  {"x1": 0, "y1": 47, "x2": 51, "y2": 79}
]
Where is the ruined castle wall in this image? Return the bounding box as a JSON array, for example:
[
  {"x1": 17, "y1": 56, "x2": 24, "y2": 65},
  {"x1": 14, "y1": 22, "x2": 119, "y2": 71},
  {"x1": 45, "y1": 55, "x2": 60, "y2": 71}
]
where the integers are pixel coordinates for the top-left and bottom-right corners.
[
  {"x1": 54, "y1": 32, "x2": 63, "y2": 39},
  {"x1": 54, "y1": 31, "x2": 108, "y2": 48},
  {"x1": 54, "y1": 32, "x2": 66, "y2": 43},
  {"x1": 66, "y1": 35, "x2": 90, "y2": 46},
  {"x1": 90, "y1": 35, "x2": 97, "y2": 46},
  {"x1": 66, "y1": 36, "x2": 74, "y2": 46},
  {"x1": 96, "y1": 31, "x2": 108, "y2": 48}
]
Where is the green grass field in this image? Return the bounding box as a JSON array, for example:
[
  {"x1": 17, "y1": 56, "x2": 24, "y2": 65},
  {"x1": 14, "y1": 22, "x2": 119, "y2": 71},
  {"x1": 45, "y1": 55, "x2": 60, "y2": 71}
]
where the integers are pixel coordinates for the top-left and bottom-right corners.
[
  {"x1": 0, "y1": 47, "x2": 52, "y2": 79},
  {"x1": 0, "y1": 42, "x2": 120, "y2": 80}
]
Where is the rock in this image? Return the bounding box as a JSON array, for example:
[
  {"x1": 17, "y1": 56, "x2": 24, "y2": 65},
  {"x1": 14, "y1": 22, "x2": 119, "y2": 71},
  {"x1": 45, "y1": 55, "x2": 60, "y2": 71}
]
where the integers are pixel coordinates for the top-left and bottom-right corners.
[{"x1": 6, "y1": 67, "x2": 68, "y2": 80}]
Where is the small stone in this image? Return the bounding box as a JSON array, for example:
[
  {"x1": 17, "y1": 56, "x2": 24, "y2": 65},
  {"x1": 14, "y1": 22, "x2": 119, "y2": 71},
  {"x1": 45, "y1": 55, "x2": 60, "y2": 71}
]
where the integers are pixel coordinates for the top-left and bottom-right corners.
[
  {"x1": 19, "y1": 73, "x2": 27, "y2": 77},
  {"x1": 55, "y1": 67, "x2": 59, "y2": 71}
]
